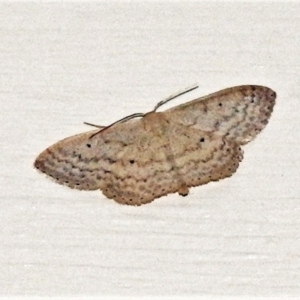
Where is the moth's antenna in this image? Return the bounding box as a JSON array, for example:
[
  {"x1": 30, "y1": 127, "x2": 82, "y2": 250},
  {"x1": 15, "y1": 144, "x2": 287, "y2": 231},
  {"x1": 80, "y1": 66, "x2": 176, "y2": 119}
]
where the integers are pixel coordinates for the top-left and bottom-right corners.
[
  {"x1": 153, "y1": 83, "x2": 199, "y2": 112},
  {"x1": 87, "y1": 84, "x2": 198, "y2": 139},
  {"x1": 84, "y1": 112, "x2": 144, "y2": 129},
  {"x1": 88, "y1": 112, "x2": 145, "y2": 139},
  {"x1": 83, "y1": 122, "x2": 105, "y2": 129}
]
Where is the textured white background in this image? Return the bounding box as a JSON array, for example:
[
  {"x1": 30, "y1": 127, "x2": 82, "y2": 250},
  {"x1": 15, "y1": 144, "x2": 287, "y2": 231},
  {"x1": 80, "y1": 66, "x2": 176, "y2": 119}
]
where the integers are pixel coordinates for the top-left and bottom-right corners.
[{"x1": 0, "y1": 1, "x2": 300, "y2": 296}]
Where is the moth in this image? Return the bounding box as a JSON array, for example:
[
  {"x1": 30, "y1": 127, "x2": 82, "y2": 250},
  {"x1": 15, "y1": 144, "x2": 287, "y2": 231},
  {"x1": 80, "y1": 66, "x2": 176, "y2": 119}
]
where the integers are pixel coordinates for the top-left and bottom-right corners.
[{"x1": 34, "y1": 85, "x2": 276, "y2": 205}]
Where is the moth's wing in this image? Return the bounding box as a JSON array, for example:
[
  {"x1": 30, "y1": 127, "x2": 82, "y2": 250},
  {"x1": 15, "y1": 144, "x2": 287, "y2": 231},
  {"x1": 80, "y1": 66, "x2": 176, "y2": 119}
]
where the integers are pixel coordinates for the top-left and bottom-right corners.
[
  {"x1": 34, "y1": 115, "x2": 180, "y2": 205},
  {"x1": 168, "y1": 124, "x2": 243, "y2": 193},
  {"x1": 100, "y1": 122, "x2": 243, "y2": 206},
  {"x1": 34, "y1": 117, "x2": 179, "y2": 205},
  {"x1": 35, "y1": 116, "x2": 243, "y2": 206},
  {"x1": 164, "y1": 85, "x2": 276, "y2": 145},
  {"x1": 99, "y1": 123, "x2": 176, "y2": 205},
  {"x1": 34, "y1": 120, "x2": 146, "y2": 191}
]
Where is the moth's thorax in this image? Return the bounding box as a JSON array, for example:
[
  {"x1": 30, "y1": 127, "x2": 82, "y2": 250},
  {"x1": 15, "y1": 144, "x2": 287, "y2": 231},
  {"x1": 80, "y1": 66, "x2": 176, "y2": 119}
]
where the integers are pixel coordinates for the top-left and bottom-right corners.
[{"x1": 142, "y1": 111, "x2": 169, "y2": 132}]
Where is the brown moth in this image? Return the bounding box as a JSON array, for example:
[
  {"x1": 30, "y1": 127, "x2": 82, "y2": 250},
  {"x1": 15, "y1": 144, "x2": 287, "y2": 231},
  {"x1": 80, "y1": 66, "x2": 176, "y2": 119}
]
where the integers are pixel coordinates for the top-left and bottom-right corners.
[{"x1": 34, "y1": 85, "x2": 276, "y2": 205}]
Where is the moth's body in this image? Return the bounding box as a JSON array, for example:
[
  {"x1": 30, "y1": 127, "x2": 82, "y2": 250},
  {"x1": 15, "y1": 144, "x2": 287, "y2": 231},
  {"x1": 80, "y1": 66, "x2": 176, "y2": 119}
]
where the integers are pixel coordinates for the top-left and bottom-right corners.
[{"x1": 34, "y1": 85, "x2": 276, "y2": 205}]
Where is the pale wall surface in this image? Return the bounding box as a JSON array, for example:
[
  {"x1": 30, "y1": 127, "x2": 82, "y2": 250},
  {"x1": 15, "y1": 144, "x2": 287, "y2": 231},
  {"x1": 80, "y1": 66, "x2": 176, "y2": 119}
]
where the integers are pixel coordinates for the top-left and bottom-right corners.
[{"x1": 0, "y1": 2, "x2": 299, "y2": 296}]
